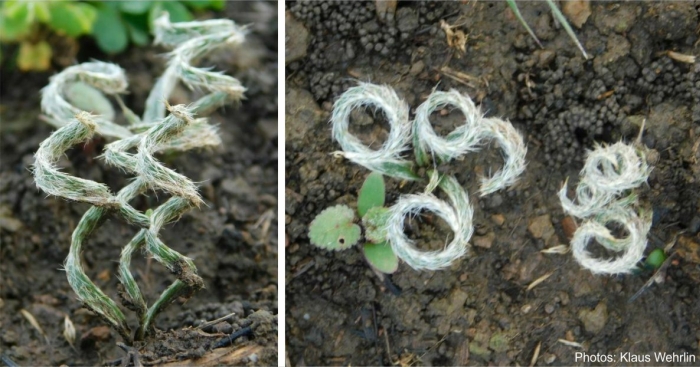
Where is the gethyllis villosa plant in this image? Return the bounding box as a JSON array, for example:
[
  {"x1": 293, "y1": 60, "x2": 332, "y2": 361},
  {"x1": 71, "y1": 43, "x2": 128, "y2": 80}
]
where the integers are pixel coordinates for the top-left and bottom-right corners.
[
  {"x1": 310, "y1": 83, "x2": 527, "y2": 271},
  {"x1": 33, "y1": 14, "x2": 247, "y2": 343},
  {"x1": 559, "y1": 141, "x2": 653, "y2": 274}
]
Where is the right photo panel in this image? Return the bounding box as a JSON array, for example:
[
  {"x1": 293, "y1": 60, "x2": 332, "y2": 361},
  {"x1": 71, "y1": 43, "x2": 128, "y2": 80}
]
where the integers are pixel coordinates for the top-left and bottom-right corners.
[{"x1": 285, "y1": 1, "x2": 700, "y2": 366}]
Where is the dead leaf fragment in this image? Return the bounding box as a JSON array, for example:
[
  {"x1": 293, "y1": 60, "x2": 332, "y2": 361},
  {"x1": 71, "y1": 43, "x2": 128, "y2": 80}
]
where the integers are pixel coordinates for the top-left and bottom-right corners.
[
  {"x1": 562, "y1": 0, "x2": 591, "y2": 28},
  {"x1": 63, "y1": 315, "x2": 76, "y2": 349},
  {"x1": 440, "y1": 20, "x2": 467, "y2": 53}
]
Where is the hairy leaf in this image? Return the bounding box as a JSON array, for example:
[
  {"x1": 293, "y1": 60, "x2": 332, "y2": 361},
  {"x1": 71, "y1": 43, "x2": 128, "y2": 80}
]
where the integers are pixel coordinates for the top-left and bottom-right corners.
[
  {"x1": 362, "y1": 206, "x2": 389, "y2": 244},
  {"x1": 309, "y1": 205, "x2": 361, "y2": 251}
]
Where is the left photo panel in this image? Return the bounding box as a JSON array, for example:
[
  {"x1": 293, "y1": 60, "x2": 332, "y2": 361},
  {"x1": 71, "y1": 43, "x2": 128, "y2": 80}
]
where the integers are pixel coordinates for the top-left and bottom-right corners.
[{"x1": 0, "y1": 2, "x2": 278, "y2": 365}]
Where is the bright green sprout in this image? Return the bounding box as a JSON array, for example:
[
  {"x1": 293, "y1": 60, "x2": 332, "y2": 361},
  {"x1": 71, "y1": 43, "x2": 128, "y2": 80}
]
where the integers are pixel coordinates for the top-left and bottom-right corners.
[
  {"x1": 644, "y1": 248, "x2": 667, "y2": 270},
  {"x1": 309, "y1": 172, "x2": 399, "y2": 274}
]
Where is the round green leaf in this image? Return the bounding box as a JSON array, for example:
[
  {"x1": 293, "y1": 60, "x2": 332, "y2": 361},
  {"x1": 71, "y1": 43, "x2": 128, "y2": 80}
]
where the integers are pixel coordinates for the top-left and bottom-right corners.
[
  {"x1": 644, "y1": 248, "x2": 667, "y2": 270},
  {"x1": 0, "y1": 3, "x2": 32, "y2": 41},
  {"x1": 309, "y1": 205, "x2": 360, "y2": 251},
  {"x1": 362, "y1": 206, "x2": 389, "y2": 244},
  {"x1": 48, "y1": 3, "x2": 96, "y2": 37},
  {"x1": 123, "y1": 14, "x2": 150, "y2": 46},
  {"x1": 93, "y1": 5, "x2": 128, "y2": 54},
  {"x1": 358, "y1": 172, "x2": 385, "y2": 217},
  {"x1": 119, "y1": 1, "x2": 153, "y2": 15},
  {"x1": 363, "y1": 242, "x2": 398, "y2": 274}
]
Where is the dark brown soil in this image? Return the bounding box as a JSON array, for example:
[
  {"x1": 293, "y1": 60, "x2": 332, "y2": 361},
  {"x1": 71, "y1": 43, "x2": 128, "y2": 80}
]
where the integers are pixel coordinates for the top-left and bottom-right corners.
[
  {"x1": 0, "y1": 2, "x2": 278, "y2": 366},
  {"x1": 285, "y1": 2, "x2": 700, "y2": 366}
]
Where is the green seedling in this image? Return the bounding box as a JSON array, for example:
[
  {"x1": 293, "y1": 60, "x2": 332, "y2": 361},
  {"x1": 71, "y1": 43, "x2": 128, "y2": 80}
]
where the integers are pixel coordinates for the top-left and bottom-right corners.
[
  {"x1": 643, "y1": 248, "x2": 667, "y2": 270},
  {"x1": 506, "y1": 0, "x2": 588, "y2": 59},
  {"x1": 33, "y1": 14, "x2": 246, "y2": 344},
  {"x1": 309, "y1": 172, "x2": 399, "y2": 274}
]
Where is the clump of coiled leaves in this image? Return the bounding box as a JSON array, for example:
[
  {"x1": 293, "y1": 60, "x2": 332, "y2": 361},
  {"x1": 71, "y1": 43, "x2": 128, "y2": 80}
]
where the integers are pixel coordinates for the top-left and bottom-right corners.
[
  {"x1": 310, "y1": 83, "x2": 527, "y2": 271},
  {"x1": 559, "y1": 142, "x2": 653, "y2": 274},
  {"x1": 33, "y1": 14, "x2": 246, "y2": 344}
]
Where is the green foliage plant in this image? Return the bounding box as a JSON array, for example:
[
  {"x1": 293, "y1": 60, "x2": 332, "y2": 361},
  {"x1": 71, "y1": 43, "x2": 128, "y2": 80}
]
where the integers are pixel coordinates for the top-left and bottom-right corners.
[
  {"x1": 0, "y1": 0, "x2": 225, "y2": 71},
  {"x1": 311, "y1": 83, "x2": 527, "y2": 272},
  {"x1": 309, "y1": 172, "x2": 399, "y2": 274},
  {"x1": 33, "y1": 14, "x2": 247, "y2": 344}
]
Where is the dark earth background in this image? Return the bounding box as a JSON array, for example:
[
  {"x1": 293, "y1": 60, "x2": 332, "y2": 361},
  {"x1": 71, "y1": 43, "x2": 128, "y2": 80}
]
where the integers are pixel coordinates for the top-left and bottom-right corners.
[
  {"x1": 1, "y1": 2, "x2": 278, "y2": 365},
  {"x1": 285, "y1": 1, "x2": 700, "y2": 366}
]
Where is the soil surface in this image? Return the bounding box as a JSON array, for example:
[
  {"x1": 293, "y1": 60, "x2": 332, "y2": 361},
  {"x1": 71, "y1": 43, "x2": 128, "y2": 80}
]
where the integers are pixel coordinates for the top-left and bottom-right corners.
[
  {"x1": 285, "y1": 2, "x2": 700, "y2": 366},
  {"x1": 0, "y1": 2, "x2": 278, "y2": 366}
]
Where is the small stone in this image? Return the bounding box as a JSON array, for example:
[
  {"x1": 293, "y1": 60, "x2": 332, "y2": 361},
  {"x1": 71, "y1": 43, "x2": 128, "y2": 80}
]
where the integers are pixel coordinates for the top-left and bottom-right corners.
[
  {"x1": 578, "y1": 302, "x2": 608, "y2": 334},
  {"x1": 473, "y1": 232, "x2": 495, "y2": 249},
  {"x1": 491, "y1": 214, "x2": 506, "y2": 227},
  {"x1": 521, "y1": 304, "x2": 532, "y2": 314},
  {"x1": 528, "y1": 214, "x2": 555, "y2": 241},
  {"x1": 545, "y1": 303, "x2": 555, "y2": 314},
  {"x1": 409, "y1": 60, "x2": 425, "y2": 76},
  {"x1": 544, "y1": 353, "x2": 557, "y2": 364},
  {"x1": 285, "y1": 11, "x2": 310, "y2": 64},
  {"x1": 561, "y1": 216, "x2": 577, "y2": 240}
]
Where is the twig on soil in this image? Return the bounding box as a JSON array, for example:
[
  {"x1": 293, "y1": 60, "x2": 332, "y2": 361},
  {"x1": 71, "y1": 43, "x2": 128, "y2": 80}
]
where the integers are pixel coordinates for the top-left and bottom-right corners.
[
  {"x1": 540, "y1": 244, "x2": 569, "y2": 254},
  {"x1": 19, "y1": 309, "x2": 49, "y2": 344},
  {"x1": 213, "y1": 326, "x2": 254, "y2": 349},
  {"x1": 628, "y1": 252, "x2": 677, "y2": 303},
  {"x1": 438, "y1": 66, "x2": 480, "y2": 89},
  {"x1": 557, "y1": 338, "x2": 583, "y2": 348},
  {"x1": 665, "y1": 51, "x2": 696, "y2": 64},
  {"x1": 384, "y1": 328, "x2": 399, "y2": 366},
  {"x1": 526, "y1": 271, "x2": 554, "y2": 291},
  {"x1": 195, "y1": 312, "x2": 237, "y2": 330},
  {"x1": 529, "y1": 341, "x2": 541, "y2": 367}
]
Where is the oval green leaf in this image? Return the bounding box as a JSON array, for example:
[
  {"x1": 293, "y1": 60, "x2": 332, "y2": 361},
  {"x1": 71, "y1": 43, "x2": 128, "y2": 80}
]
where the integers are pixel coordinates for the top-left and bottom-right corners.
[
  {"x1": 357, "y1": 172, "x2": 385, "y2": 217},
  {"x1": 309, "y1": 205, "x2": 360, "y2": 251},
  {"x1": 0, "y1": 3, "x2": 32, "y2": 41},
  {"x1": 644, "y1": 248, "x2": 667, "y2": 270},
  {"x1": 48, "y1": 3, "x2": 96, "y2": 37},
  {"x1": 363, "y1": 242, "x2": 398, "y2": 274},
  {"x1": 93, "y1": 5, "x2": 128, "y2": 54},
  {"x1": 119, "y1": 1, "x2": 153, "y2": 14}
]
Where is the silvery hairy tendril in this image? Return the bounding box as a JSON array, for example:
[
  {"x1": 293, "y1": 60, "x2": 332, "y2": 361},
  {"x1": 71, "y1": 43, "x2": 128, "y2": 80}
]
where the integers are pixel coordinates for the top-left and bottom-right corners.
[
  {"x1": 559, "y1": 142, "x2": 652, "y2": 274},
  {"x1": 33, "y1": 14, "x2": 246, "y2": 343}
]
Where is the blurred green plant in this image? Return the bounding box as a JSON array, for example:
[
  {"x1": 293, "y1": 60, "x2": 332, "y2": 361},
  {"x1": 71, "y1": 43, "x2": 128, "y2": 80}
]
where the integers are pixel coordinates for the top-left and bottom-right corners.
[
  {"x1": 309, "y1": 172, "x2": 399, "y2": 274},
  {"x1": 0, "y1": 0, "x2": 225, "y2": 71}
]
